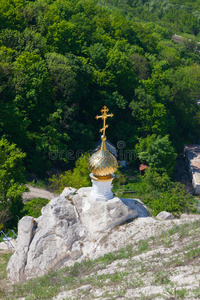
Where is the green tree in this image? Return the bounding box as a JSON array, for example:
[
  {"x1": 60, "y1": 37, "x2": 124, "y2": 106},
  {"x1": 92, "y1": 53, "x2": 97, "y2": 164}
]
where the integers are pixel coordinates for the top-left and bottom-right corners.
[
  {"x1": 45, "y1": 52, "x2": 77, "y2": 105},
  {"x1": 0, "y1": 138, "x2": 27, "y2": 229},
  {"x1": 12, "y1": 51, "x2": 57, "y2": 174},
  {"x1": 13, "y1": 52, "x2": 52, "y2": 128},
  {"x1": 23, "y1": 198, "x2": 49, "y2": 218},
  {"x1": 142, "y1": 168, "x2": 172, "y2": 191},
  {"x1": 136, "y1": 134, "x2": 177, "y2": 176},
  {"x1": 50, "y1": 153, "x2": 91, "y2": 193},
  {"x1": 106, "y1": 48, "x2": 136, "y2": 100},
  {"x1": 142, "y1": 170, "x2": 193, "y2": 217},
  {"x1": 47, "y1": 20, "x2": 77, "y2": 54},
  {"x1": 130, "y1": 86, "x2": 169, "y2": 135},
  {"x1": 164, "y1": 65, "x2": 200, "y2": 149},
  {"x1": 0, "y1": 0, "x2": 26, "y2": 31}
]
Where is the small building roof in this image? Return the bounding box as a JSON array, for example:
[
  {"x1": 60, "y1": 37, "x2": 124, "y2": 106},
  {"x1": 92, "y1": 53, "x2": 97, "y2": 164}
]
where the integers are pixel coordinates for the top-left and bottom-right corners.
[{"x1": 139, "y1": 164, "x2": 149, "y2": 171}]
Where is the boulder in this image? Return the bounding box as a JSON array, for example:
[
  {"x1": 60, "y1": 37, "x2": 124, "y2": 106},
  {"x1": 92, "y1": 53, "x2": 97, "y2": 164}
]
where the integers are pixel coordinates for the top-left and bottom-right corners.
[
  {"x1": 74, "y1": 188, "x2": 139, "y2": 235},
  {"x1": 120, "y1": 198, "x2": 150, "y2": 218},
  {"x1": 7, "y1": 187, "x2": 148, "y2": 282},
  {"x1": 156, "y1": 211, "x2": 175, "y2": 220},
  {"x1": 7, "y1": 192, "x2": 86, "y2": 282},
  {"x1": 6, "y1": 216, "x2": 35, "y2": 282}
]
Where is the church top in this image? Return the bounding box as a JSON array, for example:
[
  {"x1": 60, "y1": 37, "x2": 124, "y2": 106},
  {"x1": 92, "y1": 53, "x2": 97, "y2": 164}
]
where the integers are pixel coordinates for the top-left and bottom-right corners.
[
  {"x1": 88, "y1": 105, "x2": 118, "y2": 180},
  {"x1": 95, "y1": 105, "x2": 113, "y2": 141}
]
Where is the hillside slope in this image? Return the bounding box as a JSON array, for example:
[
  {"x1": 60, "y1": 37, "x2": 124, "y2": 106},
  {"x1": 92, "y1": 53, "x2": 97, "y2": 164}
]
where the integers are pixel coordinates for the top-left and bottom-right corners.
[
  {"x1": 1, "y1": 0, "x2": 200, "y2": 176},
  {"x1": 1, "y1": 215, "x2": 200, "y2": 299}
]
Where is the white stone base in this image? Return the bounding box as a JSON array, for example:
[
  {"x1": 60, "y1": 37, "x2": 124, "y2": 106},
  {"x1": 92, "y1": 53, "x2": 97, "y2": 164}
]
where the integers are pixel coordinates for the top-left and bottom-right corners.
[{"x1": 90, "y1": 175, "x2": 114, "y2": 202}]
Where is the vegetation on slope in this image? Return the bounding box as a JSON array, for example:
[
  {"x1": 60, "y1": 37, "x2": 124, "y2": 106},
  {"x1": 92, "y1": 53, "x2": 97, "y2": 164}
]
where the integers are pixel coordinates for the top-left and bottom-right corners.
[
  {"x1": 101, "y1": 0, "x2": 200, "y2": 37},
  {"x1": 1, "y1": 0, "x2": 200, "y2": 228},
  {"x1": 1, "y1": 219, "x2": 200, "y2": 299},
  {"x1": 1, "y1": 0, "x2": 200, "y2": 176}
]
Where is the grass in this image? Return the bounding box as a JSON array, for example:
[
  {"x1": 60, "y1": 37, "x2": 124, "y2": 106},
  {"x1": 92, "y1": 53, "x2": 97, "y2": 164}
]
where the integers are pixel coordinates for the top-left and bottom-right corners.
[
  {"x1": 154, "y1": 270, "x2": 171, "y2": 285},
  {"x1": 0, "y1": 251, "x2": 12, "y2": 280},
  {"x1": 193, "y1": 287, "x2": 200, "y2": 297},
  {"x1": 164, "y1": 287, "x2": 188, "y2": 299},
  {"x1": 1, "y1": 219, "x2": 200, "y2": 299},
  {"x1": 27, "y1": 179, "x2": 49, "y2": 189},
  {"x1": 184, "y1": 248, "x2": 200, "y2": 259},
  {"x1": 0, "y1": 250, "x2": 12, "y2": 298},
  {"x1": 138, "y1": 239, "x2": 148, "y2": 253}
]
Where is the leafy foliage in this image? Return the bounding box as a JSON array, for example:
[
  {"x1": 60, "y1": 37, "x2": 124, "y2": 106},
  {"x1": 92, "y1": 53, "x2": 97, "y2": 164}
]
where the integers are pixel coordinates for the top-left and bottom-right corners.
[
  {"x1": 0, "y1": 138, "x2": 27, "y2": 229},
  {"x1": 113, "y1": 167, "x2": 127, "y2": 187},
  {"x1": 121, "y1": 169, "x2": 195, "y2": 217},
  {"x1": 50, "y1": 153, "x2": 91, "y2": 193},
  {"x1": 23, "y1": 198, "x2": 49, "y2": 218},
  {"x1": 0, "y1": 0, "x2": 199, "y2": 224},
  {"x1": 102, "y1": 0, "x2": 200, "y2": 36},
  {"x1": 136, "y1": 134, "x2": 177, "y2": 176},
  {"x1": 0, "y1": 0, "x2": 199, "y2": 177}
]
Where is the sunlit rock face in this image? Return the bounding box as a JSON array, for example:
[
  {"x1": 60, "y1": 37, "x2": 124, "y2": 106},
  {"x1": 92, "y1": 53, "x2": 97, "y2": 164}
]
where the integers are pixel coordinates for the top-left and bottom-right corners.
[{"x1": 7, "y1": 187, "x2": 150, "y2": 283}]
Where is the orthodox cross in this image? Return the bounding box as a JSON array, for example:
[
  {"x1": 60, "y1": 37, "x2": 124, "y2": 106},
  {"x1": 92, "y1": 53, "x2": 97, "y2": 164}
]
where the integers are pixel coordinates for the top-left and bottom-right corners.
[{"x1": 95, "y1": 105, "x2": 114, "y2": 138}]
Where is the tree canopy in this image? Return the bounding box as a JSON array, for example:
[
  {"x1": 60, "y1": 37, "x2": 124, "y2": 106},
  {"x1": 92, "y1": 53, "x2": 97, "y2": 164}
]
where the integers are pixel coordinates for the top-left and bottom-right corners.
[
  {"x1": 0, "y1": 0, "x2": 200, "y2": 177},
  {"x1": 0, "y1": 138, "x2": 27, "y2": 229}
]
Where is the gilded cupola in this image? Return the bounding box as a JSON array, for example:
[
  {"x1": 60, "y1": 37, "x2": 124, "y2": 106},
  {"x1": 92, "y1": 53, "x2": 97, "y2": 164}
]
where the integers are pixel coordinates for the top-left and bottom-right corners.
[{"x1": 88, "y1": 105, "x2": 118, "y2": 181}]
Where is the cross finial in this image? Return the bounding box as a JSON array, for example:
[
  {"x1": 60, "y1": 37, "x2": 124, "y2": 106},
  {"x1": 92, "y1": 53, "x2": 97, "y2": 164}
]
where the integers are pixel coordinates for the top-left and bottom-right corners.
[{"x1": 95, "y1": 105, "x2": 114, "y2": 139}]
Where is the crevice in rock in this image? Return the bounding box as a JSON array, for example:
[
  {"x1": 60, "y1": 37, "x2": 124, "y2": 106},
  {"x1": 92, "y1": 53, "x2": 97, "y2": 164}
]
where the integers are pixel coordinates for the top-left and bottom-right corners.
[
  {"x1": 29, "y1": 219, "x2": 38, "y2": 248},
  {"x1": 73, "y1": 205, "x2": 80, "y2": 222},
  {"x1": 51, "y1": 255, "x2": 71, "y2": 270}
]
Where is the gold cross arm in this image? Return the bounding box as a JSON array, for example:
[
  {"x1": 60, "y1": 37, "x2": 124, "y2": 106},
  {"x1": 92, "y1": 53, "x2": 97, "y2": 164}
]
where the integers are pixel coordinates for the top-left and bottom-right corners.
[
  {"x1": 95, "y1": 105, "x2": 114, "y2": 138},
  {"x1": 100, "y1": 124, "x2": 108, "y2": 133}
]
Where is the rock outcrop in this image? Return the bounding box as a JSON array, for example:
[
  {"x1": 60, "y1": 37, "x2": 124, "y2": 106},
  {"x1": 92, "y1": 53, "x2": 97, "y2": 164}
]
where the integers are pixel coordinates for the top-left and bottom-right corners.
[
  {"x1": 7, "y1": 187, "x2": 150, "y2": 282},
  {"x1": 156, "y1": 211, "x2": 175, "y2": 220}
]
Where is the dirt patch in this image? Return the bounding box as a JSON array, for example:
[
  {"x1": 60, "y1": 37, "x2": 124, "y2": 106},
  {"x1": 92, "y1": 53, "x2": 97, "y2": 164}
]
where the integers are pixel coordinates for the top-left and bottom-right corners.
[{"x1": 23, "y1": 185, "x2": 57, "y2": 201}]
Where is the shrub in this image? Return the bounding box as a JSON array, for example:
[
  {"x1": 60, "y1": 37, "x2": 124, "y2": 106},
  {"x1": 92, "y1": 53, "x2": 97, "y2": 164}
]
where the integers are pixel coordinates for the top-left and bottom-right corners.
[
  {"x1": 50, "y1": 153, "x2": 91, "y2": 193},
  {"x1": 136, "y1": 134, "x2": 177, "y2": 176},
  {"x1": 113, "y1": 167, "x2": 127, "y2": 188},
  {"x1": 23, "y1": 198, "x2": 49, "y2": 218},
  {"x1": 0, "y1": 138, "x2": 27, "y2": 229},
  {"x1": 141, "y1": 183, "x2": 193, "y2": 217},
  {"x1": 122, "y1": 169, "x2": 196, "y2": 217}
]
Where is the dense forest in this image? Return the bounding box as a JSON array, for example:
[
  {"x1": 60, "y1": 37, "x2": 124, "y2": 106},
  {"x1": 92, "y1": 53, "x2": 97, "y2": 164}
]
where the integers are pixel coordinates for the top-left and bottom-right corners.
[
  {"x1": 1, "y1": 0, "x2": 200, "y2": 174},
  {"x1": 1, "y1": 0, "x2": 200, "y2": 228},
  {"x1": 102, "y1": 0, "x2": 200, "y2": 37}
]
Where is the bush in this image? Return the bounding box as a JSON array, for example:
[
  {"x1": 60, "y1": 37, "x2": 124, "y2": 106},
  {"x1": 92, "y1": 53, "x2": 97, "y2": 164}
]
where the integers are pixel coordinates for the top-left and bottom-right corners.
[
  {"x1": 0, "y1": 138, "x2": 27, "y2": 229},
  {"x1": 28, "y1": 179, "x2": 48, "y2": 189},
  {"x1": 142, "y1": 168, "x2": 172, "y2": 191},
  {"x1": 113, "y1": 167, "x2": 127, "y2": 188},
  {"x1": 141, "y1": 183, "x2": 193, "y2": 217},
  {"x1": 50, "y1": 153, "x2": 91, "y2": 193},
  {"x1": 136, "y1": 134, "x2": 177, "y2": 176},
  {"x1": 23, "y1": 198, "x2": 49, "y2": 218},
  {"x1": 122, "y1": 168, "x2": 196, "y2": 217}
]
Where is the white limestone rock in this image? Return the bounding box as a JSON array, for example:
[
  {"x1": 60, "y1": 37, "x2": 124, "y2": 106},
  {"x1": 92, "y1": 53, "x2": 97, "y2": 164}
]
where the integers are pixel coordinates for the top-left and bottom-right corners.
[
  {"x1": 60, "y1": 187, "x2": 77, "y2": 199},
  {"x1": 120, "y1": 198, "x2": 150, "y2": 218},
  {"x1": 7, "y1": 187, "x2": 147, "y2": 282},
  {"x1": 7, "y1": 216, "x2": 35, "y2": 282},
  {"x1": 156, "y1": 211, "x2": 175, "y2": 220},
  {"x1": 74, "y1": 194, "x2": 138, "y2": 235},
  {"x1": 7, "y1": 191, "x2": 86, "y2": 282}
]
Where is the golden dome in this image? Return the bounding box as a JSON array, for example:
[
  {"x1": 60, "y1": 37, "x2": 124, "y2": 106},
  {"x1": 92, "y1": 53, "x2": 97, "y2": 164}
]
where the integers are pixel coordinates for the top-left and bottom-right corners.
[
  {"x1": 88, "y1": 137, "x2": 118, "y2": 180},
  {"x1": 89, "y1": 105, "x2": 118, "y2": 181}
]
